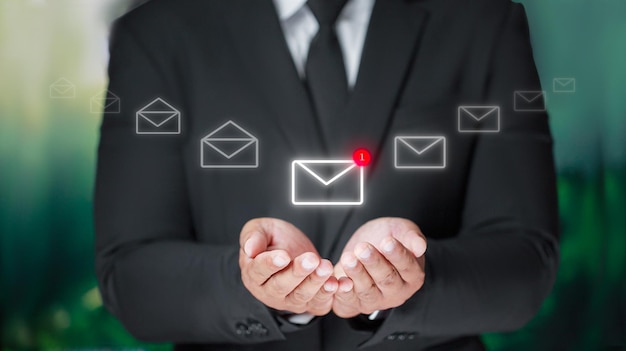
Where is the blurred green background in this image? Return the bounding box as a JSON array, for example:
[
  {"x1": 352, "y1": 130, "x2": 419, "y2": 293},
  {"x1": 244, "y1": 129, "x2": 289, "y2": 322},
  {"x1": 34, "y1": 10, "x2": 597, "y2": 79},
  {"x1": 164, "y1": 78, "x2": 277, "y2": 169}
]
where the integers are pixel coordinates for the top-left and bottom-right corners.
[{"x1": 1, "y1": 0, "x2": 624, "y2": 350}]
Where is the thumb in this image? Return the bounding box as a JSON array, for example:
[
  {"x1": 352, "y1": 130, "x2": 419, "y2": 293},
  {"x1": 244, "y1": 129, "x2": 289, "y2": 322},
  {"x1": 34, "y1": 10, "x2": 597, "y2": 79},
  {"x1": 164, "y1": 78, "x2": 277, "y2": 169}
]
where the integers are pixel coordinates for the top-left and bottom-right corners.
[
  {"x1": 403, "y1": 230, "x2": 427, "y2": 257},
  {"x1": 242, "y1": 231, "x2": 269, "y2": 258},
  {"x1": 239, "y1": 220, "x2": 271, "y2": 258}
]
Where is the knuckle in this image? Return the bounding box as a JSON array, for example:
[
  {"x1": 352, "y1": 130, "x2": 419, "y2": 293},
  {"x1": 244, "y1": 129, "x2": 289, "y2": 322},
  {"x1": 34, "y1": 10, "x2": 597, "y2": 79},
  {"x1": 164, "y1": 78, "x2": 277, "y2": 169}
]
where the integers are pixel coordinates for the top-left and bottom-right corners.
[
  {"x1": 312, "y1": 290, "x2": 331, "y2": 303},
  {"x1": 249, "y1": 269, "x2": 265, "y2": 284},
  {"x1": 356, "y1": 289, "x2": 378, "y2": 302},
  {"x1": 397, "y1": 257, "x2": 417, "y2": 275},
  {"x1": 376, "y1": 270, "x2": 400, "y2": 288},
  {"x1": 396, "y1": 265, "x2": 411, "y2": 276},
  {"x1": 335, "y1": 292, "x2": 354, "y2": 304},
  {"x1": 290, "y1": 290, "x2": 312, "y2": 304},
  {"x1": 269, "y1": 279, "x2": 289, "y2": 296},
  {"x1": 260, "y1": 255, "x2": 276, "y2": 273}
]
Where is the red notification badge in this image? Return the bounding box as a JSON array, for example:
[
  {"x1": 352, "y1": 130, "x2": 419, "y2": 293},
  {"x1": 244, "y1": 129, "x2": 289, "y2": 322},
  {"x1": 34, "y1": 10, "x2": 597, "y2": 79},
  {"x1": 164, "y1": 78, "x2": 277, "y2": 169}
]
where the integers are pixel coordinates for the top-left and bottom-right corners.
[{"x1": 352, "y1": 148, "x2": 371, "y2": 167}]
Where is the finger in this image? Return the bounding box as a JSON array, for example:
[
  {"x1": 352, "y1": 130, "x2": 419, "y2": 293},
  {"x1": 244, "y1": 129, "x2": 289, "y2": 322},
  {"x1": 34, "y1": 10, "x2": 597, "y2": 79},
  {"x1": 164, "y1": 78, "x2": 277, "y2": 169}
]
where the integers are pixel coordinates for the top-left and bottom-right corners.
[
  {"x1": 337, "y1": 275, "x2": 353, "y2": 293},
  {"x1": 333, "y1": 276, "x2": 360, "y2": 318},
  {"x1": 242, "y1": 231, "x2": 270, "y2": 258},
  {"x1": 341, "y1": 250, "x2": 382, "y2": 307},
  {"x1": 355, "y1": 241, "x2": 403, "y2": 294},
  {"x1": 334, "y1": 262, "x2": 347, "y2": 278},
  {"x1": 240, "y1": 219, "x2": 276, "y2": 258},
  {"x1": 379, "y1": 236, "x2": 424, "y2": 285},
  {"x1": 246, "y1": 249, "x2": 291, "y2": 285},
  {"x1": 264, "y1": 252, "x2": 319, "y2": 297},
  {"x1": 307, "y1": 275, "x2": 338, "y2": 316},
  {"x1": 391, "y1": 228, "x2": 427, "y2": 258},
  {"x1": 286, "y1": 259, "x2": 333, "y2": 306}
]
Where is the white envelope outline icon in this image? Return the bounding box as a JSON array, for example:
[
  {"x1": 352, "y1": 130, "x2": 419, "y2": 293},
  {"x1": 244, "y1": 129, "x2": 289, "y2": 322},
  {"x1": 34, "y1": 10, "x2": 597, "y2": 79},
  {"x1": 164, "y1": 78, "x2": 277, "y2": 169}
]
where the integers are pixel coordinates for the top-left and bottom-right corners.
[
  {"x1": 291, "y1": 160, "x2": 364, "y2": 206},
  {"x1": 91, "y1": 90, "x2": 120, "y2": 113},
  {"x1": 394, "y1": 136, "x2": 446, "y2": 169},
  {"x1": 200, "y1": 120, "x2": 259, "y2": 168},
  {"x1": 458, "y1": 106, "x2": 500, "y2": 133},
  {"x1": 49, "y1": 77, "x2": 75, "y2": 99},
  {"x1": 553, "y1": 78, "x2": 575, "y2": 93},
  {"x1": 514, "y1": 91, "x2": 546, "y2": 112},
  {"x1": 136, "y1": 97, "x2": 181, "y2": 134}
]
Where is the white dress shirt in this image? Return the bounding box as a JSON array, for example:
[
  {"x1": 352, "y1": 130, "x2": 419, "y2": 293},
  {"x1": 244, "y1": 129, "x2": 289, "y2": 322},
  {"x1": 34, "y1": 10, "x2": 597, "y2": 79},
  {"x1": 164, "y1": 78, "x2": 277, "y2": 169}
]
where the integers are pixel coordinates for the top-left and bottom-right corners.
[
  {"x1": 271, "y1": 0, "x2": 379, "y2": 325},
  {"x1": 273, "y1": 0, "x2": 375, "y2": 88}
]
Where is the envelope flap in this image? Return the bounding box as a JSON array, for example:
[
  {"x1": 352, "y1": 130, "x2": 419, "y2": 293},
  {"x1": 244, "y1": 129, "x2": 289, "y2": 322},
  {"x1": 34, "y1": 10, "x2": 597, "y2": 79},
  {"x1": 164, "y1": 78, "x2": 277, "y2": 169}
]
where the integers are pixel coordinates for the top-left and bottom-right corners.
[
  {"x1": 53, "y1": 85, "x2": 73, "y2": 94},
  {"x1": 206, "y1": 120, "x2": 256, "y2": 140},
  {"x1": 296, "y1": 161, "x2": 356, "y2": 186},
  {"x1": 204, "y1": 139, "x2": 255, "y2": 159},
  {"x1": 516, "y1": 91, "x2": 544, "y2": 102},
  {"x1": 555, "y1": 78, "x2": 573, "y2": 85},
  {"x1": 94, "y1": 90, "x2": 118, "y2": 100},
  {"x1": 398, "y1": 137, "x2": 443, "y2": 155},
  {"x1": 140, "y1": 97, "x2": 178, "y2": 113},
  {"x1": 461, "y1": 106, "x2": 499, "y2": 121}
]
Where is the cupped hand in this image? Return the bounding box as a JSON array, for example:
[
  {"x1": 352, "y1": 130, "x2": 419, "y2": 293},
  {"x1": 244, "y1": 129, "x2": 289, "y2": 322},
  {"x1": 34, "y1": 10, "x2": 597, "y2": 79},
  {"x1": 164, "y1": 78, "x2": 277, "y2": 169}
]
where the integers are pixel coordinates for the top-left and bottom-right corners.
[
  {"x1": 239, "y1": 218, "x2": 338, "y2": 315},
  {"x1": 332, "y1": 217, "x2": 427, "y2": 318}
]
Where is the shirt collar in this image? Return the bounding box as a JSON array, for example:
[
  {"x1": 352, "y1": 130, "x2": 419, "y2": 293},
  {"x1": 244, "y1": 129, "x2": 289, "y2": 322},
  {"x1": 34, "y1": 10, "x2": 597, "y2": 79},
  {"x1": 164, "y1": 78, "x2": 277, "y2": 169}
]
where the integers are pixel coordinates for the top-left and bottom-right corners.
[{"x1": 273, "y1": 0, "x2": 308, "y2": 21}]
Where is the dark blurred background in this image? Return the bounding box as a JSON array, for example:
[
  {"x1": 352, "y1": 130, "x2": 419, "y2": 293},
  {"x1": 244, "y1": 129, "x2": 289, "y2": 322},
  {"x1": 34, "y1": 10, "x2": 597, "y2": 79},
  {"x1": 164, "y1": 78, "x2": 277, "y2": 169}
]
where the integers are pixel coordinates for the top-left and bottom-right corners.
[{"x1": 1, "y1": 0, "x2": 624, "y2": 350}]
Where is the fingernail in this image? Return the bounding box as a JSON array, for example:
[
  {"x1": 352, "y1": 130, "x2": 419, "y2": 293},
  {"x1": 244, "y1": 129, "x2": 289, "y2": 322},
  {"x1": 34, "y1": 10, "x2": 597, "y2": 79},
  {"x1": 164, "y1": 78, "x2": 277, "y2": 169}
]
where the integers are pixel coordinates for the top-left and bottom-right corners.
[
  {"x1": 382, "y1": 238, "x2": 395, "y2": 253},
  {"x1": 302, "y1": 256, "x2": 319, "y2": 270},
  {"x1": 272, "y1": 255, "x2": 289, "y2": 267},
  {"x1": 316, "y1": 265, "x2": 331, "y2": 277},
  {"x1": 411, "y1": 239, "x2": 425, "y2": 256},
  {"x1": 356, "y1": 245, "x2": 371, "y2": 260},
  {"x1": 343, "y1": 254, "x2": 357, "y2": 268},
  {"x1": 340, "y1": 282, "x2": 353, "y2": 292},
  {"x1": 324, "y1": 282, "x2": 337, "y2": 292},
  {"x1": 244, "y1": 239, "x2": 254, "y2": 257}
]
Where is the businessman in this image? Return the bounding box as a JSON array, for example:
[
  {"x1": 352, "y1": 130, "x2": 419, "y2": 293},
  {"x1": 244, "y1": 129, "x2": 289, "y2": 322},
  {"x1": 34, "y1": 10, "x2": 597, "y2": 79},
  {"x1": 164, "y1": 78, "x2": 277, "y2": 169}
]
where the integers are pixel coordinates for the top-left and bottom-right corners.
[{"x1": 95, "y1": 0, "x2": 559, "y2": 350}]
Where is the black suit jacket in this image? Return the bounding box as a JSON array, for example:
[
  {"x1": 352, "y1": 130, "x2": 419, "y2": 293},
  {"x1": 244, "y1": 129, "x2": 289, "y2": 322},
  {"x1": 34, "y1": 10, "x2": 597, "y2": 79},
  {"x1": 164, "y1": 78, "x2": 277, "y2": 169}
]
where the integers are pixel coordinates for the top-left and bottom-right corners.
[{"x1": 94, "y1": 0, "x2": 559, "y2": 350}]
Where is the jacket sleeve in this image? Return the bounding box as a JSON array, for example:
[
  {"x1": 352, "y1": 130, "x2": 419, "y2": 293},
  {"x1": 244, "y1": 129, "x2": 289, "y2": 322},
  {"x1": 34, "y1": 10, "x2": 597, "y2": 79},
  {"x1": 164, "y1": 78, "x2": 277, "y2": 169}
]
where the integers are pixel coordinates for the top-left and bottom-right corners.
[
  {"x1": 94, "y1": 17, "x2": 285, "y2": 344},
  {"x1": 361, "y1": 2, "x2": 559, "y2": 347}
]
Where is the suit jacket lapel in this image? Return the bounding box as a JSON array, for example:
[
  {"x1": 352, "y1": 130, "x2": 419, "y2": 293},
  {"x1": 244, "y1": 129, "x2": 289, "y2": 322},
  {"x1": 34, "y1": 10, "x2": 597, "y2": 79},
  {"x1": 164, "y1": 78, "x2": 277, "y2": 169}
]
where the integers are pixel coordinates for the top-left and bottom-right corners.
[
  {"x1": 321, "y1": 0, "x2": 429, "y2": 257},
  {"x1": 225, "y1": 0, "x2": 325, "y2": 156}
]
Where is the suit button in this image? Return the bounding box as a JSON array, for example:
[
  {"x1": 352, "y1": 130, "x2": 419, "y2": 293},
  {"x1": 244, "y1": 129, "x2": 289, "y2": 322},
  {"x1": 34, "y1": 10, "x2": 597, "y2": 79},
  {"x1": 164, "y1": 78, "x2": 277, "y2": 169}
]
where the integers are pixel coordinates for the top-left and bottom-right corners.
[
  {"x1": 386, "y1": 333, "x2": 397, "y2": 341},
  {"x1": 397, "y1": 333, "x2": 407, "y2": 341},
  {"x1": 408, "y1": 333, "x2": 416, "y2": 340},
  {"x1": 247, "y1": 319, "x2": 268, "y2": 337},
  {"x1": 235, "y1": 322, "x2": 250, "y2": 336}
]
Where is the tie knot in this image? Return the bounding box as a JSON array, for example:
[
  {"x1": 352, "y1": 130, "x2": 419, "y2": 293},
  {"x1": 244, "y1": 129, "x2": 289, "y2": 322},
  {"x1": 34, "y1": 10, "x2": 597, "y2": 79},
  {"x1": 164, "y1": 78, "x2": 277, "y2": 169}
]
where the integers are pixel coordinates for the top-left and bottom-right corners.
[{"x1": 307, "y1": 0, "x2": 349, "y2": 25}]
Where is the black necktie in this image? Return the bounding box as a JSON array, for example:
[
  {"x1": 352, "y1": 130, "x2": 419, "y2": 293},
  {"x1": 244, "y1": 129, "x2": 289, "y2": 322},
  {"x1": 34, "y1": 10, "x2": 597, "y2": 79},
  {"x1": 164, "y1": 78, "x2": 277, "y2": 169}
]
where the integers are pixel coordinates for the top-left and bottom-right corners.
[{"x1": 305, "y1": 0, "x2": 349, "y2": 147}]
